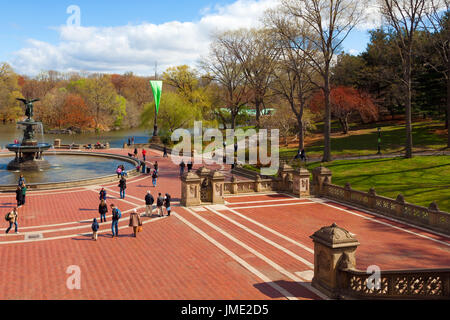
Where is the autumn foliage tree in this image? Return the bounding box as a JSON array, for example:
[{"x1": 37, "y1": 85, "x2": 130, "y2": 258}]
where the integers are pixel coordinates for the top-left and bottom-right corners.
[
  {"x1": 310, "y1": 86, "x2": 379, "y2": 134},
  {"x1": 59, "y1": 94, "x2": 94, "y2": 130}
]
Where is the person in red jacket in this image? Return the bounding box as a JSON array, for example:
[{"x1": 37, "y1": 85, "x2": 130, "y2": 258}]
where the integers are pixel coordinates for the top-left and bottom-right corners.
[{"x1": 142, "y1": 149, "x2": 147, "y2": 162}]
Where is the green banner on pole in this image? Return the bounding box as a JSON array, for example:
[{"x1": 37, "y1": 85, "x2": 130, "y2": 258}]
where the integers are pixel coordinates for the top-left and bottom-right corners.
[{"x1": 150, "y1": 80, "x2": 163, "y2": 115}]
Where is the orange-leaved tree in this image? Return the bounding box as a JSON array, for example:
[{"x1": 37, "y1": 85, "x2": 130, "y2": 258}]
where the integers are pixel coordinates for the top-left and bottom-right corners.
[
  {"x1": 310, "y1": 86, "x2": 378, "y2": 134},
  {"x1": 59, "y1": 94, "x2": 94, "y2": 130}
]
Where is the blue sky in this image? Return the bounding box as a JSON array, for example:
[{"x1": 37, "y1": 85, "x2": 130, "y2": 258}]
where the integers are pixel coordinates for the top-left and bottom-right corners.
[{"x1": 0, "y1": 0, "x2": 376, "y2": 76}]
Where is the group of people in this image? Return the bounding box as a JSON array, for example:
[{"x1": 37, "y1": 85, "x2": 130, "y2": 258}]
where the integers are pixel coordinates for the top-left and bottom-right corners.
[
  {"x1": 16, "y1": 175, "x2": 27, "y2": 207},
  {"x1": 92, "y1": 187, "x2": 171, "y2": 241},
  {"x1": 5, "y1": 175, "x2": 27, "y2": 234},
  {"x1": 179, "y1": 160, "x2": 194, "y2": 177}
]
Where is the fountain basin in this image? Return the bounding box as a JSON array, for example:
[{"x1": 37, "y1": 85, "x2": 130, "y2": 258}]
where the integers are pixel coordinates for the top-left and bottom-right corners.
[
  {"x1": 0, "y1": 151, "x2": 141, "y2": 191},
  {"x1": 6, "y1": 143, "x2": 53, "y2": 171}
]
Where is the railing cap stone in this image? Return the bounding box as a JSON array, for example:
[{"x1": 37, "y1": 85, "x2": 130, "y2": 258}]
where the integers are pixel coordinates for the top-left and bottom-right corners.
[{"x1": 310, "y1": 223, "x2": 360, "y2": 248}]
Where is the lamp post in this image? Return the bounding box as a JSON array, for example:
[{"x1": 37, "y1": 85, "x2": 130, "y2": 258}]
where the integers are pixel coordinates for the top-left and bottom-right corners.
[
  {"x1": 149, "y1": 79, "x2": 163, "y2": 144},
  {"x1": 377, "y1": 127, "x2": 381, "y2": 155}
]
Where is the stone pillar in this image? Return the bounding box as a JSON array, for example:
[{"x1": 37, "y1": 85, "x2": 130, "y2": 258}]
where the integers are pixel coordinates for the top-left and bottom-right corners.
[
  {"x1": 310, "y1": 223, "x2": 360, "y2": 299},
  {"x1": 255, "y1": 175, "x2": 262, "y2": 192},
  {"x1": 231, "y1": 175, "x2": 238, "y2": 195},
  {"x1": 312, "y1": 166, "x2": 332, "y2": 197},
  {"x1": 428, "y1": 202, "x2": 440, "y2": 228},
  {"x1": 54, "y1": 139, "x2": 61, "y2": 148},
  {"x1": 278, "y1": 163, "x2": 294, "y2": 192},
  {"x1": 181, "y1": 172, "x2": 201, "y2": 207},
  {"x1": 209, "y1": 170, "x2": 225, "y2": 204},
  {"x1": 344, "y1": 183, "x2": 352, "y2": 202},
  {"x1": 395, "y1": 194, "x2": 405, "y2": 217},
  {"x1": 293, "y1": 167, "x2": 311, "y2": 198},
  {"x1": 368, "y1": 188, "x2": 377, "y2": 209}
]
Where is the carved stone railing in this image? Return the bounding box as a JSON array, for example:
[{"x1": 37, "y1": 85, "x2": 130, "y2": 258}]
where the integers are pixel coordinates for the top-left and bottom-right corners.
[
  {"x1": 338, "y1": 268, "x2": 450, "y2": 300},
  {"x1": 312, "y1": 167, "x2": 450, "y2": 235},
  {"x1": 311, "y1": 223, "x2": 450, "y2": 300},
  {"x1": 224, "y1": 177, "x2": 277, "y2": 195}
]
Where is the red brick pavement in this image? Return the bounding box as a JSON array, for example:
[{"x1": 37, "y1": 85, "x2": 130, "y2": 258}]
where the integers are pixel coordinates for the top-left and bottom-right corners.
[{"x1": 0, "y1": 149, "x2": 448, "y2": 300}]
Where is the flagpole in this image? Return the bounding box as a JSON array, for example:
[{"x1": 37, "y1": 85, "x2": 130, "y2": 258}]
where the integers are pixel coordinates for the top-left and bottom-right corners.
[{"x1": 154, "y1": 62, "x2": 158, "y2": 139}]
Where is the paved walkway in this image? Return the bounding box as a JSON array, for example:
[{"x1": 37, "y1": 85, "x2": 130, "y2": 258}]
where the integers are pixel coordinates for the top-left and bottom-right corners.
[{"x1": 0, "y1": 148, "x2": 448, "y2": 300}]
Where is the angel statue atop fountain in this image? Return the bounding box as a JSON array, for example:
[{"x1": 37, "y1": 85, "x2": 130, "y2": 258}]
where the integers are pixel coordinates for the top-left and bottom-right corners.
[{"x1": 17, "y1": 98, "x2": 40, "y2": 121}]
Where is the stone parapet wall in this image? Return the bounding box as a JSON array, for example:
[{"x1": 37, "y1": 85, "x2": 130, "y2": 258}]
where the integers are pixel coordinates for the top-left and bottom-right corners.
[
  {"x1": 321, "y1": 182, "x2": 450, "y2": 235},
  {"x1": 311, "y1": 223, "x2": 450, "y2": 300}
]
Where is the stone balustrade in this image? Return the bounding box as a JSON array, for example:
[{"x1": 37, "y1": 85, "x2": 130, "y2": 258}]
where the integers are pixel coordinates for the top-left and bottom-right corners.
[
  {"x1": 312, "y1": 168, "x2": 450, "y2": 235},
  {"x1": 311, "y1": 223, "x2": 450, "y2": 300}
]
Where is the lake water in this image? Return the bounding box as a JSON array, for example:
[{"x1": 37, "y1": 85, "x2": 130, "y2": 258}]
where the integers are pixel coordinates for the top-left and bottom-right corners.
[{"x1": 0, "y1": 123, "x2": 151, "y2": 149}]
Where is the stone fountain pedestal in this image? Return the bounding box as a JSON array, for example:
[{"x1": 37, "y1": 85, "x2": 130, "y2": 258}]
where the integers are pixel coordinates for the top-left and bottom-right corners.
[{"x1": 7, "y1": 120, "x2": 52, "y2": 171}]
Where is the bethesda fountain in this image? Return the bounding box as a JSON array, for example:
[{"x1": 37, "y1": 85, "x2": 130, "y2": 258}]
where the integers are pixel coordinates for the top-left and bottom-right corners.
[{"x1": 6, "y1": 98, "x2": 52, "y2": 171}]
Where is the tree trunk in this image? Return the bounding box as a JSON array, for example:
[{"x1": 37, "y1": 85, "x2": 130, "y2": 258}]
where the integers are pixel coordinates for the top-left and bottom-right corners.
[
  {"x1": 322, "y1": 73, "x2": 332, "y2": 162},
  {"x1": 255, "y1": 99, "x2": 261, "y2": 129},
  {"x1": 405, "y1": 54, "x2": 413, "y2": 159},
  {"x1": 231, "y1": 110, "x2": 237, "y2": 130},
  {"x1": 447, "y1": 60, "x2": 450, "y2": 147},
  {"x1": 298, "y1": 119, "x2": 304, "y2": 150}
]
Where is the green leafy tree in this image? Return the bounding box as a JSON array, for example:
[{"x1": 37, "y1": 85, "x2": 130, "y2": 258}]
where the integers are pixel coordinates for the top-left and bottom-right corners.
[
  {"x1": 141, "y1": 91, "x2": 202, "y2": 136},
  {"x1": 0, "y1": 63, "x2": 23, "y2": 122}
]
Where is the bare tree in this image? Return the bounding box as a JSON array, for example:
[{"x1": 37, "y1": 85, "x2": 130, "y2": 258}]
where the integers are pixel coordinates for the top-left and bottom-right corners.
[
  {"x1": 265, "y1": 9, "x2": 319, "y2": 150},
  {"x1": 421, "y1": 0, "x2": 449, "y2": 147},
  {"x1": 280, "y1": 0, "x2": 368, "y2": 162},
  {"x1": 219, "y1": 28, "x2": 280, "y2": 128},
  {"x1": 200, "y1": 32, "x2": 250, "y2": 129},
  {"x1": 380, "y1": 0, "x2": 428, "y2": 158}
]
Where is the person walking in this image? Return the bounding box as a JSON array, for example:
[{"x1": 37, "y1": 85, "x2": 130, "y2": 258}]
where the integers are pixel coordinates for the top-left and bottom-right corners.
[
  {"x1": 15, "y1": 186, "x2": 23, "y2": 207},
  {"x1": 129, "y1": 209, "x2": 143, "y2": 238},
  {"x1": 99, "y1": 199, "x2": 108, "y2": 223},
  {"x1": 92, "y1": 218, "x2": 99, "y2": 241},
  {"x1": 134, "y1": 147, "x2": 138, "y2": 158},
  {"x1": 300, "y1": 149, "x2": 307, "y2": 162},
  {"x1": 20, "y1": 184, "x2": 27, "y2": 206},
  {"x1": 180, "y1": 160, "x2": 186, "y2": 177},
  {"x1": 5, "y1": 207, "x2": 19, "y2": 234},
  {"x1": 154, "y1": 161, "x2": 158, "y2": 173},
  {"x1": 110, "y1": 204, "x2": 121, "y2": 238},
  {"x1": 18, "y1": 175, "x2": 25, "y2": 187},
  {"x1": 119, "y1": 177, "x2": 127, "y2": 199},
  {"x1": 163, "y1": 146, "x2": 168, "y2": 158},
  {"x1": 157, "y1": 193, "x2": 164, "y2": 217},
  {"x1": 164, "y1": 194, "x2": 171, "y2": 217},
  {"x1": 145, "y1": 191, "x2": 154, "y2": 217},
  {"x1": 99, "y1": 188, "x2": 107, "y2": 201},
  {"x1": 142, "y1": 149, "x2": 147, "y2": 162},
  {"x1": 152, "y1": 169, "x2": 158, "y2": 188}
]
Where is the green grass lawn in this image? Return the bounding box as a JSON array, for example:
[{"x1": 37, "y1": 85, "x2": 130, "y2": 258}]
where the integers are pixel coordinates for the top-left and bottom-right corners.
[
  {"x1": 280, "y1": 121, "x2": 448, "y2": 159},
  {"x1": 305, "y1": 156, "x2": 450, "y2": 213}
]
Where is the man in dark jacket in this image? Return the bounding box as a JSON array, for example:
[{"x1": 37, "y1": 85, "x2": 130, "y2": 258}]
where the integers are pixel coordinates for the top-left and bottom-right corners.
[
  {"x1": 16, "y1": 186, "x2": 23, "y2": 207},
  {"x1": 157, "y1": 193, "x2": 164, "y2": 217},
  {"x1": 110, "y1": 204, "x2": 121, "y2": 238},
  {"x1": 99, "y1": 188, "x2": 107, "y2": 201},
  {"x1": 145, "y1": 191, "x2": 154, "y2": 217},
  {"x1": 119, "y1": 177, "x2": 126, "y2": 199}
]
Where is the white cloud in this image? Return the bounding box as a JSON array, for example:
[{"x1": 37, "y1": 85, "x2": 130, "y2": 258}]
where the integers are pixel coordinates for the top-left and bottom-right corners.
[{"x1": 10, "y1": 0, "x2": 382, "y2": 76}]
